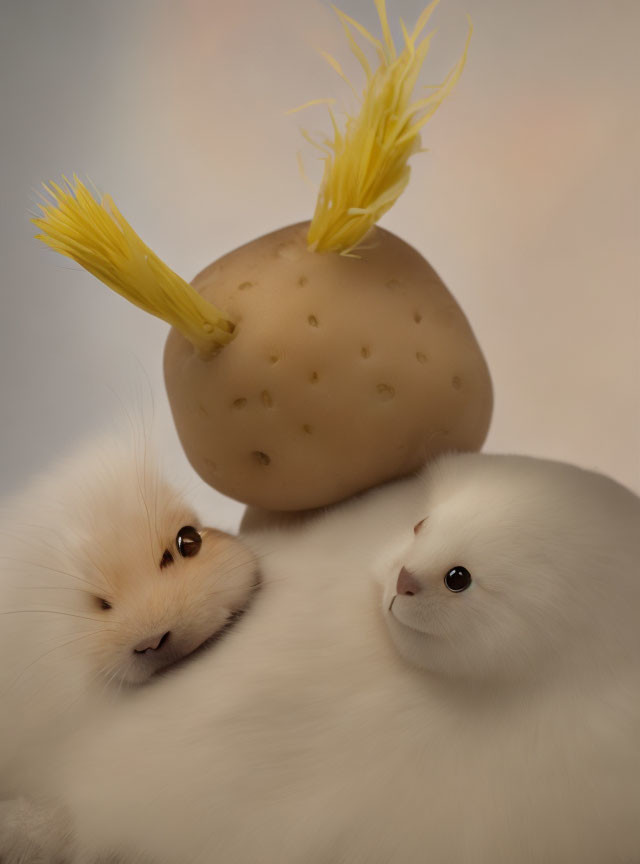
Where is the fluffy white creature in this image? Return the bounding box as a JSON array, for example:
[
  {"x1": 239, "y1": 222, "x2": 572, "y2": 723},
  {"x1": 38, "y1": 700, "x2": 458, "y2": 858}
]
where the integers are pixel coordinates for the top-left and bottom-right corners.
[
  {"x1": 9, "y1": 453, "x2": 640, "y2": 863},
  {"x1": 0, "y1": 435, "x2": 259, "y2": 860},
  {"x1": 384, "y1": 453, "x2": 640, "y2": 683}
]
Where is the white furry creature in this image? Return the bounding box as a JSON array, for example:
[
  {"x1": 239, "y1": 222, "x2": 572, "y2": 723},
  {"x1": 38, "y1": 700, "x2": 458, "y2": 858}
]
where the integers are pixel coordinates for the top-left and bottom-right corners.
[
  {"x1": 0, "y1": 436, "x2": 259, "y2": 859},
  {"x1": 9, "y1": 453, "x2": 640, "y2": 864},
  {"x1": 384, "y1": 453, "x2": 640, "y2": 683}
]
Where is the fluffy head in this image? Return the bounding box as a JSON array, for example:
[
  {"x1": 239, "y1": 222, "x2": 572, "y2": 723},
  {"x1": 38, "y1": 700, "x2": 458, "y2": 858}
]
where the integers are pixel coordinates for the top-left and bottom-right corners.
[
  {"x1": 3, "y1": 437, "x2": 259, "y2": 687},
  {"x1": 382, "y1": 452, "x2": 640, "y2": 683}
]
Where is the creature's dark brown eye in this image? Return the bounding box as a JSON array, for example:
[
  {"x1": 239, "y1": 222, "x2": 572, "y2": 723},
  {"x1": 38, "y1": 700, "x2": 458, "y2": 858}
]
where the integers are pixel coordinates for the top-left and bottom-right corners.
[
  {"x1": 97, "y1": 598, "x2": 112, "y2": 610},
  {"x1": 160, "y1": 549, "x2": 174, "y2": 569},
  {"x1": 413, "y1": 518, "x2": 426, "y2": 535},
  {"x1": 176, "y1": 525, "x2": 202, "y2": 558},
  {"x1": 444, "y1": 566, "x2": 472, "y2": 593}
]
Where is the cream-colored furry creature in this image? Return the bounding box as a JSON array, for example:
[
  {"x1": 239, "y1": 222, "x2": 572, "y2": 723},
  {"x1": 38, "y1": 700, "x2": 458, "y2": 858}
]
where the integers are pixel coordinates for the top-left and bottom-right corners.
[{"x1": 0, "y1": 436, "x2": 259, "y2": 862}]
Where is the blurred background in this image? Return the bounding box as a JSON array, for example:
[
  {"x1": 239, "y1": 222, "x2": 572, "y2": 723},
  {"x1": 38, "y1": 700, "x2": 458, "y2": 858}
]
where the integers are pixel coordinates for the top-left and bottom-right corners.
[{"x1": 1, "y1": 0, "x2": 638, "y2": 530}]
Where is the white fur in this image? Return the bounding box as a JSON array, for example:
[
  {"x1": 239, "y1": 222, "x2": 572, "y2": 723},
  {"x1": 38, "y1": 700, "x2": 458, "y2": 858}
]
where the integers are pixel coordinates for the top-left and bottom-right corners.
[
  {"x1": 0, "y1": 797, "x2": 74, "y2": 863},
  {"x1": 384, "y1": 453, "x2": 640, "y2": 682},
  {"x1": 25, "y1": 452, "x2": 640, "y2": 864}
]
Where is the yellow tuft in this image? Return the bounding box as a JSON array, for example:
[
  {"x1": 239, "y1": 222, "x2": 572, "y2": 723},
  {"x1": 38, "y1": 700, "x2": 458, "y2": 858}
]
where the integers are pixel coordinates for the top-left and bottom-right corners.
[
  {"x1": 305, "y1": 0, "x2": 472, "y2": 255},
  {"x1": 32, "y1": 177, "x2": 235, "y2": 357}
]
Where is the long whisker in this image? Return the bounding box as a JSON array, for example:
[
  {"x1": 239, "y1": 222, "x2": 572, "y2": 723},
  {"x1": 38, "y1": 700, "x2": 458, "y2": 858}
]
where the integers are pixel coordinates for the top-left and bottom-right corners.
[
  {"x1": 3, "y1": 629, "x2": 112, "y2": 696},
  {"x1": 116, "y1": 657, "x2": 136, "y2": 696},
  {"x1": 203, "y1": 553, "x2": 260, "y2": 585},
  {"x1": 196, "y1": 560, "x2": 266, "y2": 596},
  {"x1": 0, "y1": 526, "x2": 115, "y2": 594},
  {"x1": 0, "y1": 555, "x2": 102, "y2": 591},
  {"x1": 0, "y1": 526, "x2": 70, "y2": 559},
  {"x1": 196, "y1": 549, "x2": 286, "y2": 603},
  {"x1": 20, "y1": 660, "x2": 100, "y2": 717},
  {"x1": 132, "y1": 419, "x2": 159, "y2": 566},
  {"x1": 11, "y1": 585, "x2": 93, "y2": 594},
  {"x1": 102, "y1": 659, "x2": 126, "y2": 691},
  {"x1": 0, "y1": 609, "x2": 107, "y2": 623},
  {"x1": 78, "y1": 542, "x2": 117, "y2": 594},
  {"x1": 0, "y1": 524, "x2": 92, "y2": 573},
  {"x1": 60, "y1": 656, "x2": 124, "y2": 717},
  {"x1": 11, "y1": 509, "x2": 118, "y2": 596}
]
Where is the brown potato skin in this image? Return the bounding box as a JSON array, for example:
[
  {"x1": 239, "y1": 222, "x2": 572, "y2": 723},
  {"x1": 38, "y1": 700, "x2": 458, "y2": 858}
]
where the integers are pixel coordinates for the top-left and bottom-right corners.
[{"x1": 164, "y1": 222, "x2": 493, "y2": 511}]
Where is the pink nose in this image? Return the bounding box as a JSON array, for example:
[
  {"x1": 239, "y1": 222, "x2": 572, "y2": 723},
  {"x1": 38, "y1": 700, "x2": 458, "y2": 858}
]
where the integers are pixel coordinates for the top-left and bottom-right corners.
[
  {"x1": 134, "y1": 631, "x2": 170, "y2": 654},
  {"x1": 397, "y1": 567, "x2": 421, "y2": 596}
]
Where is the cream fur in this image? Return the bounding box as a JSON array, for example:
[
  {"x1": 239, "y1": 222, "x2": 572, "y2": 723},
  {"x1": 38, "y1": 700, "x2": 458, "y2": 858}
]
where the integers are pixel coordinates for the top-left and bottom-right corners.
[
  {"x1": 0, "y1": 435, "x2": 258, "y2": 802},
  {"x1": 23, "y1": 452, "x2": 640, "y2": 864}
]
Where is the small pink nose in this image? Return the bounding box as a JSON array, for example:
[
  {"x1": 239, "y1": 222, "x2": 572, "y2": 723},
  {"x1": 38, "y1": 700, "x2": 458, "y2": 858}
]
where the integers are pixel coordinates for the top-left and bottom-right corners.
[
  {"x1": 133, "y1": 631, "x2": 170, "y2": 654},
  {"x1": 397, "y1": 567, "x2": 421, "y2": 596}
]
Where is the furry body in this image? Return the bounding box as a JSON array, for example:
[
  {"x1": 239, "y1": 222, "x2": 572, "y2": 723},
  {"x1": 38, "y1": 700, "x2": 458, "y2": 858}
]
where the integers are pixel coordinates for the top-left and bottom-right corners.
[
  {"x1": 0, "y1": 436, "x2": 258, "y2": 814},
  {"x1": 25, "y1": 452, "x2": 640, "y2": 863}
]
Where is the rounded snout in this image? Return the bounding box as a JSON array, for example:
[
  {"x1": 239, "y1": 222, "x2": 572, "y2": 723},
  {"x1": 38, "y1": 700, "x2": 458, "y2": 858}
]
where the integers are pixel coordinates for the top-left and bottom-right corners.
[
  {"x1": 397, "y1": 567, "x2": 421, "y2": 596},
  {"x1": 133, "y1": 631, "x2": 171, "y2": 654}
]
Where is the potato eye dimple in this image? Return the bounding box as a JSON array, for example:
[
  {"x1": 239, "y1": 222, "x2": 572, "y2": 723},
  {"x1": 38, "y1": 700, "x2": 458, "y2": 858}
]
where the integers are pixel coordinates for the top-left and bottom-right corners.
[
  {"x1": 413, "y1": 518, "x2": 426, "y2": 535},
  {"x1": 160, "y1": 549, "x2": 174, "y2": 569},
  {"x1": 176, "y1": 525, "x2": 202, "y2": 558},
  {"x1": 97, "y1": 598, "x2": 112, "y2": 610}
]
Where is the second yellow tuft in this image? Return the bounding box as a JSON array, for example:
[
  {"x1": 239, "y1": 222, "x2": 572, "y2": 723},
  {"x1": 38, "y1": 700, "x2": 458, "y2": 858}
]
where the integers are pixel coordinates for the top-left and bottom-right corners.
[
  {"x1": 305, "y1": 0, "x2": 471, "y2": 255},
  {"x1": 33, "y1": 178, "x2": 235, "y2": 357}
]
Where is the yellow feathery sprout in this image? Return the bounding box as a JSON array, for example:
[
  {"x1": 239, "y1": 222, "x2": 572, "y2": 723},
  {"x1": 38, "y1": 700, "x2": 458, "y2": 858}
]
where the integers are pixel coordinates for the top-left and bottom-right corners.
[
  {"x1": 305, "y1": 0, "x2": 472, "y2": 255},
  {"x1": 32, "y1": 177, "x2": 235, "y2": 357}
]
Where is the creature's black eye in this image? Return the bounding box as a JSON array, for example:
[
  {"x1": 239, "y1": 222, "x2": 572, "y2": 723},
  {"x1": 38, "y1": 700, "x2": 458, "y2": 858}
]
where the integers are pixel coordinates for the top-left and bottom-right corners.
[
  {"x1": 176, "y1": 525, "x2": 202, "y2": 558},
  {"x1": 160, "y1": 549, "x2": 174, "y2": 569},
  {"x1": 444, "y1": 566, "x2": 472, "y2": 593},
  {"x1": 97, "y1": 598, "x2": 112, "y2": 610}
]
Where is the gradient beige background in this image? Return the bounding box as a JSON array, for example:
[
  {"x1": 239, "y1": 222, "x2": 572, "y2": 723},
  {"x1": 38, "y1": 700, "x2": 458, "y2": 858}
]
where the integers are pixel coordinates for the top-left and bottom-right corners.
[{"x1": 1, "y1": 0, "x2": 638, "y2": 530}]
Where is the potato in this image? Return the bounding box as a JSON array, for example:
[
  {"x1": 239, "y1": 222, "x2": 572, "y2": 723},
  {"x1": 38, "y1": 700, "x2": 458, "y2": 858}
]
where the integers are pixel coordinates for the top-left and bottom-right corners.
[
  {"x1": 34, "y1": 2, "x2": 490, "y2": 512},
  {"x1": 164, "y1": 222, "x2": 492, "y2": 510}
]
